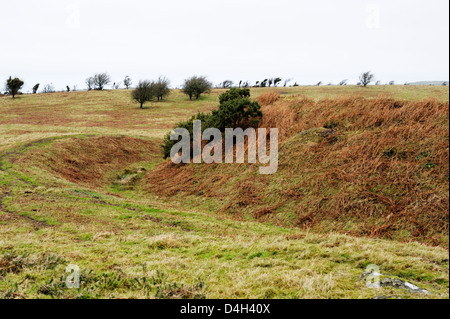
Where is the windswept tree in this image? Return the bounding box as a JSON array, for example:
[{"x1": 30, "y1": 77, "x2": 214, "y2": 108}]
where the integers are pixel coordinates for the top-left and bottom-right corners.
[
  {"x1": 283, "y1": 78, "x2": 292, "y2": 87},
  {"x1": 182, "y1": 76, "x2": 212, "y2": 100},
  {"x1": 389, "y1": 81, "x2": 395, "y2": 85},
  {"x1": 316, "y1": 81, "x2": 322, "y2": 86},
  {"x1": 339, "y1": 79, "x2": 348, "y2": 86},
  {"x1": 93, "y1": 73, "x2": 111, "y2": 90},
  {"x1": 132, "y1": 80, "x2": 155, "y2": 108},
  {"x1": 274, "y1": 77, "x2": 282, "y2": 87},
  {"x1": 124, "y1": 76, "x2": 132, "y2": 89},
  {"x1": 220, "y1": 80, "x2": 233, "y2": 89},
  {"x1": 32, "y1": 83, "x2": 40, "y2": 94},
  {"x1": 359, "y1": 71, "x2": 375, "y2": 87},
  {"x1": 85, "y1": 77, "x2": 94, "y2": 91},
  {"x1": 5, "y1": 76, "x2": 24, "y2": 98},
  {"x1": 66, "y1": 85, "x2": 70, "y2": 92},
  {"x1": 260, "y1": 79, "x2": 268, "y2": 87},
  {"x1": 155, "y1": 76, "x2": 171, "y2": 101}
]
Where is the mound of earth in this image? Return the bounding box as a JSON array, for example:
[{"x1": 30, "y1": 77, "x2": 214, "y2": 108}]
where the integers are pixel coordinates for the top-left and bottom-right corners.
[
  {"x1": 12, "y1": 136, "x2": 160, "y2": 188},
  {"x1": 143, "y1": 96, "x2": 449, "y2": 247}
]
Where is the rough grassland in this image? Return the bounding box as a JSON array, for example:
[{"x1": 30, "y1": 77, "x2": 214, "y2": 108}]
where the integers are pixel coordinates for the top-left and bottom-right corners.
[{"x1": 0, "y1": 86, "x2": 448, "y2": 299}]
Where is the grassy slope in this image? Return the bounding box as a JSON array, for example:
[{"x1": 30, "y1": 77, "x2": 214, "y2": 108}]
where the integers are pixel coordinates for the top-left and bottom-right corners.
[
  {"x1": 144, "y1": 95, "x2": 449, "y2": 246},
  {"x1": 0, "y1": 86, "x2": 448, "y2": 299}
]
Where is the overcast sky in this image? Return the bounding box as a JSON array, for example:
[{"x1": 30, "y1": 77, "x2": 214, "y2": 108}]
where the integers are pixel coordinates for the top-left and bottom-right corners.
[{"x1": 1, "y1": 0, "x2": 449, "y2": 92}]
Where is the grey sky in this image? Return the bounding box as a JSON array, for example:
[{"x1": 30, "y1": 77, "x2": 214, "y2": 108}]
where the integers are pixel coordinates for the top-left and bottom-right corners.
[{"x1": 1, "y1": 0, "x2": 449, "y2": 92}]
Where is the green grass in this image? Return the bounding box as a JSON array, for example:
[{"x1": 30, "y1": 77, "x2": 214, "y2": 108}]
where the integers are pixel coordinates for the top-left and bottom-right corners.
[{"x1": 0, "y1": 86, "x2": 448, "y2": 299}]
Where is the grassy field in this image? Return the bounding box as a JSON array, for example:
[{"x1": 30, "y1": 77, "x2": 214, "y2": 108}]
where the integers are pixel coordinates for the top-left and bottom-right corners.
[{"x1": 0, "y1": 85, "x2": 448, "y2": 299}]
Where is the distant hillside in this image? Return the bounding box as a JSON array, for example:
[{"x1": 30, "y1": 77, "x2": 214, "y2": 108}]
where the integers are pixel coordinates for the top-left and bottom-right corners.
[{"x1": 408, "y1": 81, "x2": 448, "y2": 86}]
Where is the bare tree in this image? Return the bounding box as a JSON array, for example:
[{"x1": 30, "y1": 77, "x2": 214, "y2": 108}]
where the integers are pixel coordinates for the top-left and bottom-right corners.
[
  {"x1": 359, "y1": 71, "x2": 375, "y2": 87},
  {"x1": 42, "y1": 84, "x2": 55, "y2": 93},
  {"x1": 85, "y1": 77, "x2": 94, "y2": 91},
  {"x1": 124, "y1": 76, "x2": 132, "y2": 89},
  {"x1": 93, "y1": 73, "x2": 111, "y2": 90},
  {"x1": 283, "y1": 78, "x2": 293, "y2": 87}
]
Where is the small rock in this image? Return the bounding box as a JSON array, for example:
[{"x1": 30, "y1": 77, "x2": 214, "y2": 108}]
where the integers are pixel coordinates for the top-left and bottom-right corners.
[{"x1": 360, "y1": 270, "x2": 430, "y2": 295}]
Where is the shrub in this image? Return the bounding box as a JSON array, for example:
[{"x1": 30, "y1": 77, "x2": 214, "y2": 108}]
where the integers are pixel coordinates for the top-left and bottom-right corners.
[
  {"x1": 162, "y1": 88, "x2": 262, "y2": 159},
  {"x1": 218, "y1": 88, "x2": 250, "y2": 104}
]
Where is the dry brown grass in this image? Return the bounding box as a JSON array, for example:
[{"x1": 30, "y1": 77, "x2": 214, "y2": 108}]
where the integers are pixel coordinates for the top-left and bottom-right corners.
[
  {"x1": 14, "y1": 136, "x2": 158, "y2": 187},
  {"x1": 257, "y1": 91, "x2": 281, "y2": 107},
  {"x1": 144, "y1": 96, "x2": 449, "y2": 246}
]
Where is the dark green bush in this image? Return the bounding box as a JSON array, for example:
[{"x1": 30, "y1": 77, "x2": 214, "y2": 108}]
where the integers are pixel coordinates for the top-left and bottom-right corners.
[{"x1": 162, "y1": 88, "x2": 262, "y2": 159}]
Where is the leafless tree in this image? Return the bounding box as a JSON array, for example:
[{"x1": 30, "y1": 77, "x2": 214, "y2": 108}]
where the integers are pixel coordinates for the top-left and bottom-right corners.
[
  {"x1": 85, "y1": 77, "x2": 94, "y2": 91},
  {"x1": 283, "y1": 78, "x2": 293, "y2": 87},
  {"x1": 93, "y1": 73, "x2": 111, "y2": 90},
  {"x1": 359, "y1": 71, "x2": 375, "y2": 87},
  {"x1": 42, "y1": 84, "x2": 55, "y2": 93},
  {"x1": 124, "y1": 76, "x2": 132, "y2": 89}
]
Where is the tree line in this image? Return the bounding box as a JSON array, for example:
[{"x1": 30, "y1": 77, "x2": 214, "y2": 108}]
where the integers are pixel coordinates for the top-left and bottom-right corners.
[{"x1": 4, "y1": 71, "x2": 445, "y2": 101}]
